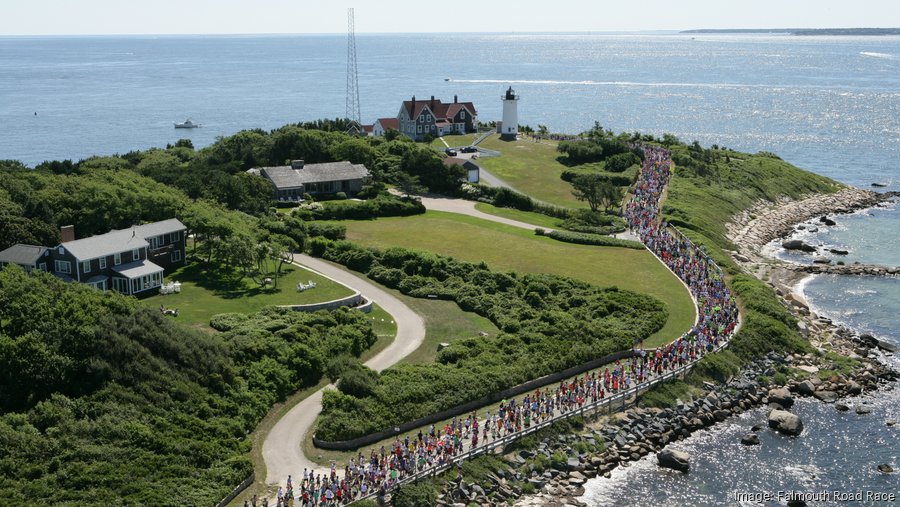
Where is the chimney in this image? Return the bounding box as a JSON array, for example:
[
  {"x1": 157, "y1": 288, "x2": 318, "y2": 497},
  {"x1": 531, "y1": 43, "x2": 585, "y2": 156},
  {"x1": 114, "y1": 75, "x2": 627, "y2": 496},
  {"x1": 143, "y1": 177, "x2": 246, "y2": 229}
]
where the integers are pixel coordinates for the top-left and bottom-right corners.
[
  {"x1": 291, "y1": 159, "x2": 305, "y2": 169},
  {"x1": 454, "y1": 95, "x2": 458, "y2": 104},
  {"x1": 60, "y1": 225, "x2": 75, "y2": 243},
  {"x1": 430, "y1": 95, "x2": 435, "y2": 110}
]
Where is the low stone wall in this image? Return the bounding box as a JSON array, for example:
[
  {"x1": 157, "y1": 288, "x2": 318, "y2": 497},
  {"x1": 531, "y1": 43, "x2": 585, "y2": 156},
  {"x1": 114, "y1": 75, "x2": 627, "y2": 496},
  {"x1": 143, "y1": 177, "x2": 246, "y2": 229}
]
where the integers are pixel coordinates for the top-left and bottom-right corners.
[
  {"x1": 216, "y1": 472, "x2": 254, "y2": 507},
  {"x1": 313, "y1": 349, "x2": 635, "y2": 451},
  {"x1": 281, "y1": 292, "x2": 373, "y2": 313}
]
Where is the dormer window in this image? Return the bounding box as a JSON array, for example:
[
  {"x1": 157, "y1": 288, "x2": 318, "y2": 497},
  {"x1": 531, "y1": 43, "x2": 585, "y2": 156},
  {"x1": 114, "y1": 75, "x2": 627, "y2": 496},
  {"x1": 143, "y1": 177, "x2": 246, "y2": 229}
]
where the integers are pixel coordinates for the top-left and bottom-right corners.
[{"x1": 58, "y1": 246, "x2": 64, "y2": 255}]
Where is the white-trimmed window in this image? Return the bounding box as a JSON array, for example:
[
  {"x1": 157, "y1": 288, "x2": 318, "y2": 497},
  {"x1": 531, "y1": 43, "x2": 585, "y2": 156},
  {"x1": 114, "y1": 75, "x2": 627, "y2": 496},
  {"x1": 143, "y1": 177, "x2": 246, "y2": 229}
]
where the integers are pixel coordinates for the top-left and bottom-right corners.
[
  {"x1": 172, "y1": 249, "x2": 182, "y2": 263},
  {"x1": 426, "y1": 114, "x2": 432, "y2": 122},
  {"x1": 460, "y1": 111, "x2": 466, "y2": 119},
  {"x1": 99, "y1": 257, "x2": 106, "y2": 269},
  {"x1": 149, "y1": 236, "x2": 160, "y2": 250},
  {"x1": 82, "y1": 260, "x2": 90, "y2": 273},
  {"x1": 417, "y1": 125, "x2": 422, "y2": 134},
  {"x1": 114, "y1": 252, "x2": 121, "y2": 265},
  {"x1": 55, "y1": 260, "x2": 71, "y2": 274},
  {"x1": 169, "y1": 231, "x2": 180, "y2": 243},
  {"x1": 58, "y1": 246, "x2": 64, "y2": 255},
  {"x1": 132, "y1": 248, "x2": 140, "y2": 261},
  {"x1": 38, "y1": 262, "x2": 47, "y2": 272}
]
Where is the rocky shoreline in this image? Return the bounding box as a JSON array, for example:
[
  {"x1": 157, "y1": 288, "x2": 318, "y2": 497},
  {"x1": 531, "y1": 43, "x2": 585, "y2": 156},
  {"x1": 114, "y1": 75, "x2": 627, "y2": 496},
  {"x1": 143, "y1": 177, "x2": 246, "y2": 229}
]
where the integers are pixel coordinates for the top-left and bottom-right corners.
[
  {"x1": 429, "y1": 188, "x2": 900, "y2": 507},
  {"x1": 727, "y1": 187, "x2": 893, "y2": 258},
  {"x1": 429, "y1": 344, "x2": 897, "y2": 507}
]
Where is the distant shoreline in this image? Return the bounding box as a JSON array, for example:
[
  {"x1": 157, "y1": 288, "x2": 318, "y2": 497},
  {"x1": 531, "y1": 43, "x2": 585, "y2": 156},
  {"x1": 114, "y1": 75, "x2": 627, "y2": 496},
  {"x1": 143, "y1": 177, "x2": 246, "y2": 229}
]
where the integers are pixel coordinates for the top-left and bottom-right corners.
[{"x1": 682, "y1": 27, "x2": 900, "y2": 36}]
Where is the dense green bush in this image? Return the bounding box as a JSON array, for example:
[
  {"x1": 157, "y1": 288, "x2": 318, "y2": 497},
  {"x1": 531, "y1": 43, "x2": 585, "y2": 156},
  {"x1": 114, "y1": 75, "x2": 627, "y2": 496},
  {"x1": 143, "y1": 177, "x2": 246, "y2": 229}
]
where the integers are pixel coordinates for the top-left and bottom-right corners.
[
  {"x1": 310, "y1": 241, "x2": 666, "y2": 441},
  {"x1": 604, "y1": 152, "x2": 641, "y2": 173},
  {"x1": 557, "y1": 140, "x2": 604, "y2": 163},
  {"x1": 209, "y1": 312, "x2": 250, "y2": 332},
  {"x1": 392, "y1": 480, "x2": 439, "y2": 507},
  {"x1": 299, "y1": 195, "x2": 425, "y2": 221},
  {"x1": 0, "y1": 265, "x2": 376, "y2": 505},
  {"x1": 558, "y1": 210, "x2": 626, "y2": 235},
  {"x1": 305, "y1": 221, "x2": 346, "y2": 240},
  {"x1": 478, "y1": 185, "x2": 572, "y2": 219},
  {"x1": 536, "y1": 229, "x2": 644, "y2": 249},
  {"x1": 560, "y1": 169, "x2": 634, "y2": 187}
]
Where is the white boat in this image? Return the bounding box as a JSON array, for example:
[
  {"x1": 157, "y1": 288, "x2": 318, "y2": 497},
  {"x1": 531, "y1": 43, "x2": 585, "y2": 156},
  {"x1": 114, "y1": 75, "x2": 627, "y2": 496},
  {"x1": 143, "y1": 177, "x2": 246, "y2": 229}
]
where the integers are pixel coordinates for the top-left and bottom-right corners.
[{"x1": 174, "y1": 119, "x2": 200, "y2": 128}]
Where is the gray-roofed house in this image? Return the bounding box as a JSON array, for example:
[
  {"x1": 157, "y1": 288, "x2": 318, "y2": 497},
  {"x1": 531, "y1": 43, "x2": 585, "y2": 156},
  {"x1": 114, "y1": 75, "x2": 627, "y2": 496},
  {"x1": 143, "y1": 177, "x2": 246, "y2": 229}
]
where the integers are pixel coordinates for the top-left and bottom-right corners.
[
  {"x1": 250, "y1": 159, "x2": 370, "y2": 201},
  {"x1": 1, "y1": 218, "x2": 187, "y2": 295},
  {"x1": 0, "y1": 244, "x2": 50, "y2": 272}
]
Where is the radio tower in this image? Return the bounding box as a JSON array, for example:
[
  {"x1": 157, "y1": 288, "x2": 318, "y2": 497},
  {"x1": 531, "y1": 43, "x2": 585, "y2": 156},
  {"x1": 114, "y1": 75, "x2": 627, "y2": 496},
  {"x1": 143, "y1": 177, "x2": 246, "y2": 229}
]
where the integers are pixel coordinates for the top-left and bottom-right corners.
[{"x1": 345, "y1": 8, "x2": 362, "y2": 132}]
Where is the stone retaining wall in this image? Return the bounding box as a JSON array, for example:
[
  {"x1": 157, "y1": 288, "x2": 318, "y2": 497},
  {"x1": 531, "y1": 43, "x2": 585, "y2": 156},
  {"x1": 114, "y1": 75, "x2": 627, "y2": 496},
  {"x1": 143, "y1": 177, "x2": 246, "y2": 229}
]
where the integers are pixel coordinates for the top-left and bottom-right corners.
[
  {"x1": 281, "y1": 292, "x2": 373, "y2": 313},
  {"x1": 216, "y1": 472, "x2": 254, "y2": 507}
]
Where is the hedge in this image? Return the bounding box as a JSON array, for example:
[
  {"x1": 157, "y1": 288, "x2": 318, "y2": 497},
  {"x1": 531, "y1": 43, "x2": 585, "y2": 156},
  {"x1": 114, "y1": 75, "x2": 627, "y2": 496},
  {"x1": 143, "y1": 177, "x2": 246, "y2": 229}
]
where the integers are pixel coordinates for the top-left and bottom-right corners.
[{"x1": 535, "y1": 229, "x2": 644, "y2": 249}]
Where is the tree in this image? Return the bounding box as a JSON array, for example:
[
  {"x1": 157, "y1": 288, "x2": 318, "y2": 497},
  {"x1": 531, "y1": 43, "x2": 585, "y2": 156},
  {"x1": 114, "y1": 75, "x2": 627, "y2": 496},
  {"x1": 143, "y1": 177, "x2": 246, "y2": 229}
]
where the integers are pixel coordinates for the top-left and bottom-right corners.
[
  {"x1": 395, "y1": 172, "x2": 425, "y2": 199},
  {"x1": 571, "y1": 174, "x2": 624, "y2": 212},
  {"x1": 270, "y1": 235, "x2": 298, "y2": 289},
  {"x1": 537, "y1": 124, "x2": 549, "y2": 136},
  {"x1": 571, "y1": 173, "x2": 604, "y2": 212},
  {"x1": 599, "y1": 180, "x2": 625, "y2": 212}
]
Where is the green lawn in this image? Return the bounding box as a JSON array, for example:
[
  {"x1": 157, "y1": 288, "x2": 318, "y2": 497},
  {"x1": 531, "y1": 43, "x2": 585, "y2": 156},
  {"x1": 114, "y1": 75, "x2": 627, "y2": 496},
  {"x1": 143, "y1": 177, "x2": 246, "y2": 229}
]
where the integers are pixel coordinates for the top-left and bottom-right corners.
[
  {"x1": 429, "y1": 133, "x2": 480, "y2": 150},
  {"x1": 141, "y1": 261, "x2": 355, "y2": 331},
  {"x1": 477, "y1": 135, "x2": 587, "y2": 208},
  {"x1": 473, "y1": 202, "x2": 562, "y2": 229},
  {"x1": 333, "y1": 211, "x2": 695, "y2": 346}
]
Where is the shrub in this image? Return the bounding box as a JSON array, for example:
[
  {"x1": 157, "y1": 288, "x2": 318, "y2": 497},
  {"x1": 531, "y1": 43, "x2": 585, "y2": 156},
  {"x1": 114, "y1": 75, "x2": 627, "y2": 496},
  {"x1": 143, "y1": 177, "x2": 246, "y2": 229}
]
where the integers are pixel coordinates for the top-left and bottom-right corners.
[
  {"x1": 209, "y1": 312, "x2": 250, "y2": 331},
  {"x1": 305, "y1": 195, "x2": 425, "y2": 220},
  {"x1": 392, "y1": 481, "x2": 438, "y2": 507},
  {"x1": 305, "y1": 222, "x2": 346, "y2": 240},
  {"x1": 337, "y1": 364, "x2": 380, "y2": 398},
  {"x1": 604, "y1": 152, "x2": 641, "y2": 173},
  {"x1": 537, "y1": 229, "x2": 644, "y2": 249}
]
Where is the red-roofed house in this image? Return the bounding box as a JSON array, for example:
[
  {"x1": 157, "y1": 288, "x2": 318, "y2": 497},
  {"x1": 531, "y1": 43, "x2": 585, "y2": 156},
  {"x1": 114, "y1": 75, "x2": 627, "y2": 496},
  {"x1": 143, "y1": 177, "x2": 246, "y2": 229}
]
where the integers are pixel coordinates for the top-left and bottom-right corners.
[
  {"x1": 397, "y1": 95, "x2": 477, "y2": 141},
  {"x1": 372, "y1": 117, "x2": 399, "y2": 137}
]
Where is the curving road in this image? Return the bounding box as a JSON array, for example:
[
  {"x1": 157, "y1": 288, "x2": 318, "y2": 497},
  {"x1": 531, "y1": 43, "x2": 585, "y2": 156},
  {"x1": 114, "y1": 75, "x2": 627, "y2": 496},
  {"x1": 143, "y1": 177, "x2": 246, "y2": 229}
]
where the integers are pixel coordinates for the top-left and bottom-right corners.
[
  {"x1": 261, "y1": 254, "x2": 426, "y2": 484},
  {"x1": 419, "y1": 195, "x2": 555, "y2": 232}
]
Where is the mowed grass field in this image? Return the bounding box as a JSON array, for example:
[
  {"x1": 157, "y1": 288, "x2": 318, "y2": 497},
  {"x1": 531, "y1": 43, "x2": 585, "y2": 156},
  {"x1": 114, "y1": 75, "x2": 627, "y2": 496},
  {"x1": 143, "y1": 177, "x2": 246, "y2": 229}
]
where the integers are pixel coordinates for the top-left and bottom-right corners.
[
  {"x1": 141, "y1": 261, "x2": 355, "y2": 331},
  {"x1": 333, "y1": 211, "x2": 696, "y2": 346},
  {"x1": 477, "y1": 135, "x2": 587, "y2": 208}
]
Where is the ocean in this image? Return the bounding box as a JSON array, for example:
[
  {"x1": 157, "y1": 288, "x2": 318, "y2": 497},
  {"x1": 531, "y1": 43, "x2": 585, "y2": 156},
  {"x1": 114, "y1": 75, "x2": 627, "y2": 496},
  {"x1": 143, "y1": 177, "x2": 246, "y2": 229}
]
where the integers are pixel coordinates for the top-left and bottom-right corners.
[{"x1": 1, "y1": 33, "x2": 898, "y2": 505}]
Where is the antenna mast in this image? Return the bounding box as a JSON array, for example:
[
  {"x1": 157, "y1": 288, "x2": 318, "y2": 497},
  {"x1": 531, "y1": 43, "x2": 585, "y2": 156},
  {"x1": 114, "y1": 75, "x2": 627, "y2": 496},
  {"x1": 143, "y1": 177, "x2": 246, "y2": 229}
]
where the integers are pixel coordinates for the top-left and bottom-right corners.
[{"x1": 345, "y1": 8, "x2": 361, "y2": 130}]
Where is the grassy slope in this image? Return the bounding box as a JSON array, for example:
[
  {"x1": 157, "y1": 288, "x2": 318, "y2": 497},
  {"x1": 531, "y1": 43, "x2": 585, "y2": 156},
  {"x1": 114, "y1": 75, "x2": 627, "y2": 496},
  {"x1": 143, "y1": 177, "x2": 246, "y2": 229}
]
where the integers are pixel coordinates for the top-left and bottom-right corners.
[
  {"x1": 140, "y1": 262, "x2": 354, "y2": 331},
  {"x1": 642, "y1": 146, "x2": 843, "y2": 405},
  {"x1": 331, "y1": 211, "x2": 695, "y2": 347}
]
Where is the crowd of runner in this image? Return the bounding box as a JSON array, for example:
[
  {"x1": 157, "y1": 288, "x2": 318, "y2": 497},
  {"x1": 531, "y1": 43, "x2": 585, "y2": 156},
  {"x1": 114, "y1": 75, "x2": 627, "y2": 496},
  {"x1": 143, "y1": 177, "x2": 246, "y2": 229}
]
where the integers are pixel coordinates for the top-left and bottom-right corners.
[{"x1": 264, "y1": 145, "x2": 738, "y2": 507}]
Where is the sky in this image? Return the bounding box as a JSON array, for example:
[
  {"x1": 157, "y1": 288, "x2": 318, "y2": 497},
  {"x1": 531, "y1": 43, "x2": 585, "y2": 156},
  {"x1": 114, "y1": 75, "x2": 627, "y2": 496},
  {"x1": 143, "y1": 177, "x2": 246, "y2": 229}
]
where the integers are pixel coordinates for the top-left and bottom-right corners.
[{"x1": 1, "y1": 0, "x2": 898, "y2": 36}]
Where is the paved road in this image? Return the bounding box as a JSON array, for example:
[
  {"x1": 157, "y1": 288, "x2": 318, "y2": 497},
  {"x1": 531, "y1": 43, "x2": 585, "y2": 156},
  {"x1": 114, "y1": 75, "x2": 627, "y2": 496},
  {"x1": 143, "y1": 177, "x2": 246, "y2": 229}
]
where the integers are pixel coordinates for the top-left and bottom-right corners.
[
  {"x1": 262, "y1": 254, "x2": 426, "y2": 484},
  {"x1": 419, "y1": 195, "x2": 555, "y2": 232}
]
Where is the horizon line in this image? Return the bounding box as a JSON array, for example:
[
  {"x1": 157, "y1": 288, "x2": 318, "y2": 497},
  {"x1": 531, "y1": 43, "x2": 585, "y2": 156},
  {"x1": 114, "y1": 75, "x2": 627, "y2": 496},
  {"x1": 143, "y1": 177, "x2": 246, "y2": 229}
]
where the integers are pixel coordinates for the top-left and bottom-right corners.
[{"x1": 2, "y1": 27, "x2": 899, "y2": 37}]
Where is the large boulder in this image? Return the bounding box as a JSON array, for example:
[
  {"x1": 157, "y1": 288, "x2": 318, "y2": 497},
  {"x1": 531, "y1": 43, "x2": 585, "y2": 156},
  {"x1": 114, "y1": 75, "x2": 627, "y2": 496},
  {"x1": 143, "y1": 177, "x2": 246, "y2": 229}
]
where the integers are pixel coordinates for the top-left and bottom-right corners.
[
  {"x1": 793, "y1": 380, "x2": 816, "y2": 396},
  {"x1": 768, "y1": 387, "x2": 795, "y2": 408},
  {"x1": 768, "y1": 409, "x2": 804, "y2": 436},
  {"x1": 813, "y1": 390, "x2": 838, "y2": 403},
  {"x1": 740, "y1": 433, "x2": 760, "y2": 446},
  {"x1": 782, "y1": 239, "x2": 816, "y2": 252},
  {"x1": 657, "y1": 449, "x2": 690, "y2": 473}
]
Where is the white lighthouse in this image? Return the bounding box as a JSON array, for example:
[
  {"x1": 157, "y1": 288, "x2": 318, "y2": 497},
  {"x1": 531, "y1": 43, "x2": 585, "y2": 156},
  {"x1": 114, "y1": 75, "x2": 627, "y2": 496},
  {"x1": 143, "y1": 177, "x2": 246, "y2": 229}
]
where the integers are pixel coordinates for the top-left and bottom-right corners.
[{"x1": 500, "y1": 86, "x2": 519, "y2": 141}]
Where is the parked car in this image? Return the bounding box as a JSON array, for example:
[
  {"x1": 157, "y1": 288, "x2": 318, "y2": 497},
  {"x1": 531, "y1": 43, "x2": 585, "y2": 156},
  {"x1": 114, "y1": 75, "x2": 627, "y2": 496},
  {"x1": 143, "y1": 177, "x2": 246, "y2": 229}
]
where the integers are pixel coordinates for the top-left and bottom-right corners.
[
  {"x1": 461, "y1": 146, "x2": 478, "y2": 153},
  {"x1": 444, "y1": 148, "x2": 458, "y2": 156}
]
